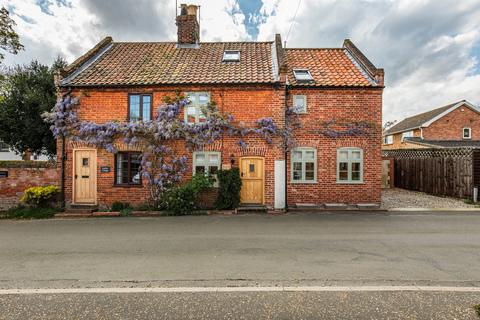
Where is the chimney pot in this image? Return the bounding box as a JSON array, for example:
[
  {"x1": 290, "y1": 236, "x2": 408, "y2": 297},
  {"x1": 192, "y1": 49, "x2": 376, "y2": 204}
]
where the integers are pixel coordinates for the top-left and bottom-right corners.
[{"x1": 176, "y1": 3, "x2": 200, "y2": 45}]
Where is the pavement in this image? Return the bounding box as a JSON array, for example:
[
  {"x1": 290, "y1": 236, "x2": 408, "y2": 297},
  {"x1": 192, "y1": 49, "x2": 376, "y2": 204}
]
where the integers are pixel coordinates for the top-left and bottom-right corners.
[{"x1": 0, "y1": 212, "x2": 480, "y2": 319}]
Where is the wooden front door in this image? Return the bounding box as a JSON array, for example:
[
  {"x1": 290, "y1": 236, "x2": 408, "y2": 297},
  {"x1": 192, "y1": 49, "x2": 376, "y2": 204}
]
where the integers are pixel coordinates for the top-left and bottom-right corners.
[
  {"x1": 240, "y1": 157, "x2": 264, "y2": 204},
  {"x1": 73, "y1": 149, "x2": 96, "y2": 204}
]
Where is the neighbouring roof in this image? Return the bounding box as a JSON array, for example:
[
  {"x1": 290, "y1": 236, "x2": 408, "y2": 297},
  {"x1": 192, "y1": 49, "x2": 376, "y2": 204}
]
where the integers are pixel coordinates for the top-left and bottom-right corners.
[
  {"x1": 384, "y1": 100, "x2": 478, "y2": 135},
  {"x1": 61, "y1": 41, "x2": 277, "y2": 87},
  {"x1": 284, "y1": 48, "x2": 378, "y2": 87},
  {"x1": 405, "y1": 137, "x2": 480, "y2": 149}
]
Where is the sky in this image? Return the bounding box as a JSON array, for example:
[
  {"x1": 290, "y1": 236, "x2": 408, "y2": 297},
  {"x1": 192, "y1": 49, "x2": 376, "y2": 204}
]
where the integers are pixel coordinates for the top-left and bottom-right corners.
[{"x1": 2, "y1": 0, "x2": 480, "y2": 123}]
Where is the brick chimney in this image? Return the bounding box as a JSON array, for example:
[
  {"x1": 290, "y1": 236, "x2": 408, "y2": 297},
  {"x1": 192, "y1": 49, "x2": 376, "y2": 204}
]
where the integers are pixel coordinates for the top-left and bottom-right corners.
[{"x1": 176, "y1": 4, "x2": 200, "y2": 45}]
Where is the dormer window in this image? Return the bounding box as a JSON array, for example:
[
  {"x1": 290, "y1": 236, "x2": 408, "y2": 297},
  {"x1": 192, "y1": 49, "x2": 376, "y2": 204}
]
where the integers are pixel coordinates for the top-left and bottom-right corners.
[
  {"x1": 223, "y1": 50, "x2": 240, "y2": 62},
  {"x1": 293, "y1": 69, "x2": 313, "y2": 82}
]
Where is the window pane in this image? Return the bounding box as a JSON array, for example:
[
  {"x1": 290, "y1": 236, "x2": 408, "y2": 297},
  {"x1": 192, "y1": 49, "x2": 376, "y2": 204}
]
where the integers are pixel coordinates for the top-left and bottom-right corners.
[
  {"x1": 117, "y1": 154, "x2": 129, "y2": 184},
  {"x1": 352, "y1": 151, "x2": 361, "y2": 160},
  {"x1": 305, "y1": 170, "x2": 315, "y2": 181},
  {"x1": 339, "y1": 171, "x2": 349, "y2": 181},
  {"x1": 293, "y1": 151, "x2": 302, "y2": 160},
  {"x1": 294, "y1": 96, "x2": 306, "y2": 113},
  {"x1": 293, "y1": 162, "x2": 302, "y2": 181},
  {"x1": 293, "y1": 171, "x2": 302, "y2": 180},
  {"x1": 187, "y1": 94, "x2": 196, "y2": 105},
  {"x1": 293, "y1": 162, "x2": 302, "y2": 171},
  {"x1": 129, "y1": 95, "x2": 140, "y2": 121},
  {"x1": 339, "y1": 162, "x2": 348, "y2": 171},
  {"x1": 209, "y1": 166, "x2": 218, "y2": 175},
  {"x1": 195, "y1": 153, "x2": 206, "y2": 164},
  {"x1": 352, "y1": 162, "x2": 361, "y2": 172},
  {"x1": 209, "y1": 154, "x2": 219, "y2": 164},
  {"x1": 187, "y1": 106, "x2": 197, "y2": 115},
  {"x1": 130, "y1": 154, "x2": 141, "y2": 184},
  {"x1": 305, "y1": 151, "x2": 315, "y2": 160},
  {"x1": 339, "y1": 151, "x2": 348, "y2": 160},
  {"x1": 351, "y1": 171, "x2": 361, "y2": 181},
  {"x1": 305, "y1": 162, "x2": 314, "y2": 171},
  {"x1": 142, "y1": 96, "x2": 151, "y2": 121},
  {"x1": 195, "y1": 166, "x2": 205, "y2": 174},
  {"x1": 198, "y1": 94, "x2": 209, "y2": 105}
]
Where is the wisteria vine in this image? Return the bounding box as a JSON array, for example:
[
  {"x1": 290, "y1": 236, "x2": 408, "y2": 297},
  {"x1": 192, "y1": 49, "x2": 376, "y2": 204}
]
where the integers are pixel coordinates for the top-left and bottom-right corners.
[{"x1": 45, "y1": 94, "x2": 293, "y2": 207}]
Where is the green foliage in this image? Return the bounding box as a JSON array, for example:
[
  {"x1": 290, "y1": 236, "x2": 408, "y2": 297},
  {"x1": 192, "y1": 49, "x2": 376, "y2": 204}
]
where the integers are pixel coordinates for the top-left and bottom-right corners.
[
  {"x1": 163, "y1": 174, "x2": 214, "y2": 215},
  {"x1": 0, "y1": 160, "x2": 54, "y2": 168},
  {"x1": 215, "y1": 168, "x2": 242, "y2": 210},
  {"x1": 0, "y1": 7, "x2": 23, "y2": 62},
  {"x1": 20, "y1": 185, "x2": 59, "y2": 207},
  {"x1": 0, "y1": 59, "x2": 66, "y2": 157},
  {"x1": 1, "y1": 206, "x2": 57, "y2": 219},
  {"x1": 111, "y1": 202, "x2": 132, "y2": 212},
  {"x1": 119, "y1": 207, "x2": 133, "y2": 217},
  {"x1": 474, "y1": 304, "x2": 480, "y2": 317}
]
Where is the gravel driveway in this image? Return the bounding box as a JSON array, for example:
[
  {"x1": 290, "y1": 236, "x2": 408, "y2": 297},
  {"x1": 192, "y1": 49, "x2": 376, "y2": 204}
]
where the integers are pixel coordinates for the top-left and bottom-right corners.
[{"x1": 382, "y1": 188, "x2": 478, "y2": 209}]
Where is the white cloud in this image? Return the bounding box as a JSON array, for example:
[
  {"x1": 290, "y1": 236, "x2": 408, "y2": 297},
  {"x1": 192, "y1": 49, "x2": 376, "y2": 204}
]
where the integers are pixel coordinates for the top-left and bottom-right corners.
[{"x1": 2, "y1": 0, "x2": 480, "y2": 123}]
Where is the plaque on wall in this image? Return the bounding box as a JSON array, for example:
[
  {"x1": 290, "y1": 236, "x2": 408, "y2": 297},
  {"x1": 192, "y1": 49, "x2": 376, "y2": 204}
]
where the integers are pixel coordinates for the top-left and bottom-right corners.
[{"x1": 100, "y1": 166, "x2": 111, "y2": 173}]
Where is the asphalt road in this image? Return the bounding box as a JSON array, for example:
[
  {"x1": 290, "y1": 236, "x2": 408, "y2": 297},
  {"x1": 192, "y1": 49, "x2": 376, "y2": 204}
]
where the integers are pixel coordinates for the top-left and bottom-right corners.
[
  {"x1": 0, "y1": 212, "x2": 480, "y2": 288},
  {"x1": 1, "y1": 212, "x2": 480, "y2": 319}
]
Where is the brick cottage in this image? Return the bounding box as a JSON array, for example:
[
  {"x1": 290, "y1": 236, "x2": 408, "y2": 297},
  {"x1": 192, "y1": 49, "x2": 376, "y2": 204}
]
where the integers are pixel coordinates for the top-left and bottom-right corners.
[
  {"x1": 55, "y1": 4, "x2": 384, "y2": 210},
  {"x1": 383, "y1": 100, "x2": 480, "y2": 150}
]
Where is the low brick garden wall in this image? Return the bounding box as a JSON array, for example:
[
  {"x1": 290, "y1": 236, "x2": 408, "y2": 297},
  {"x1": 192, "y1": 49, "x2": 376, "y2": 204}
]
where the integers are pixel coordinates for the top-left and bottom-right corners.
[{"x1": 0, "y1": 161, "x2": 58, "y2": 210}]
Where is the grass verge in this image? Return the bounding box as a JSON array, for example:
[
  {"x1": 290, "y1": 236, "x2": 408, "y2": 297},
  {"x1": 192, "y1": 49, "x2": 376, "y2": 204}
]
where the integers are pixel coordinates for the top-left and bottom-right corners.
[
  {"x1": 474, "y1": 304, "x2": 480, "y2": 318},
  {"x1": 0, "y1": 207, "x2": 58, "y2": 219}
]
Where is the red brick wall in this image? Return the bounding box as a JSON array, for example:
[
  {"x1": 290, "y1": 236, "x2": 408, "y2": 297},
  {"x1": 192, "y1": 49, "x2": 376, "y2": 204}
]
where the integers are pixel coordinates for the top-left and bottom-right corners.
[
  {"x1": 60, "y1": 84, "x2": 285, "y2": 209},
  {"x1": 287, "y1": 88, "x2": 383, "y2": 205},
  {"x1": 423, "y1": 104, "x2": 480, "y2": 140},
  {"x1": 0, "y1": 162, "x2": 58, "y2": 210},
  {"x1": 59, "y1": 84, "x2": 383, "y2": 209}
]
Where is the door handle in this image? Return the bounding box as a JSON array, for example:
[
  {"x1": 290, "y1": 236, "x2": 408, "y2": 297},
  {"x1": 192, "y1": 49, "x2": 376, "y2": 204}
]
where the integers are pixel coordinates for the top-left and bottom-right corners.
[{"x1": 75, "y1": 174, "x2": 77, "y2": 179}]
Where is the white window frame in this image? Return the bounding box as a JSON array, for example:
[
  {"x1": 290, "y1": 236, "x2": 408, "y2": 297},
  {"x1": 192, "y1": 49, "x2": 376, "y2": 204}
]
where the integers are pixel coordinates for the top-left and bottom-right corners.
[
  {"x1": 293, "y1": 69, "x2": 313, "y2": 82},
  {"x1": 222, "y1": 50, "x2": 240, "y2": 62},
  {"x1": 463, "y1": 127, "x2": 471, "y2": 139},
  {"x1": 291, "y1": 147, "x2": 317, "y2": 183},
  {"x1": 185, "y1": 92, "x2": 210, "y2": 123},
  {"x1": 401, "y1": 131, "x2": 413, "y2": 142},
  {"x1": 383, "y1": 135, "x2": 393, "y2": 145},
  {"x1": 0, "y1": 140, "x2": 9, "y2": 152},
  {"x1": 336, "y1": 147, "x2": 364, "y2": 184},
  {"x1": 292, "y1": 95, "x2": 307, "y2": 114},
  {"x1": 193, "y1": 151, "x2": 221, "y2": 187}
]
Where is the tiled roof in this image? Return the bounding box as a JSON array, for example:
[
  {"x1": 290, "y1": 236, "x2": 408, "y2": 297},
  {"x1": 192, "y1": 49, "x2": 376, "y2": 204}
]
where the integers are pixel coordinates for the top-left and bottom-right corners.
[
  {"x1": 284, "y1": 48, "x2": 377, "y2": 87},
  {"x1": 62, "y1": 41, "x2": 276, "y2": 86},
  {"x1": 405, "y1": 137, "x2": 480, "y2": 149},
  {"x1": 384, "y1": 101, "x2": 463, "y2": 134}
]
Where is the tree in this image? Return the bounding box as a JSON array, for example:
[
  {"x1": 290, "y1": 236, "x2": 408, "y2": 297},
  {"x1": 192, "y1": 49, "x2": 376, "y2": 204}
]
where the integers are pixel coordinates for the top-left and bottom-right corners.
[
  {"x1": 0, "y1": 59, "x2": 65, "y2": 158},
  {"x1": 0, "y1": 7, "x2": 24, "y2": 63}
]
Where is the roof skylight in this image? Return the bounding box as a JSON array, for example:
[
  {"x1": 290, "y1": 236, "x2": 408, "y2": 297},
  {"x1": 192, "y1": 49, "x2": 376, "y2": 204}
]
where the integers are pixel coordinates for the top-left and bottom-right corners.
[
  {"x1": 293, "y1": 69, "x2": 313, "y2": 82},
  {"x1": 223, "y1": 50, "x2": 240, "y2": 62}
]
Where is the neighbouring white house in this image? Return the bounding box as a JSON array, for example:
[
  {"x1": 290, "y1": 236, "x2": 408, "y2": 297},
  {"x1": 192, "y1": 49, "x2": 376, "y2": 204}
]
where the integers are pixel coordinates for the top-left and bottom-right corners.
[{"x1": 0, "y1": 140, "x2": 49, "y2": 161}]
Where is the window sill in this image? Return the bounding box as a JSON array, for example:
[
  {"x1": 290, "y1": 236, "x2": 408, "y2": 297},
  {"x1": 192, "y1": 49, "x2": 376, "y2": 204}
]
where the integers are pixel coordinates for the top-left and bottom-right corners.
[
  {"x1": 113, "y1": 184, "x2": 143, "y2": 188},
  {"x1": 291, "y1": 180, "x2": 317, "y2": 184},
  {"x1": 336, "y1": 181, "x2": 364, "y2": 185}
]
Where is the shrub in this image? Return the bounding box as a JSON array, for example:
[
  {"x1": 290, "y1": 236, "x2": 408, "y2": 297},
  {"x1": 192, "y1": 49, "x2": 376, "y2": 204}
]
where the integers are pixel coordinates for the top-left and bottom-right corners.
[
  {"x1": 111, "y1": 202, "x2": 131, "y2": 212},
  {"x1": 215, "y1": 168, "x2": 242, "y2": 210},
  {"x1": 474, "y1": 304, "x2": 480, "y2": 317},
  {"x1": 1, "y1": 206, "x2": 57, "y2": 219},
  {"x1": 163, "y1": 174, "x2": 214, "y2": 215},
  {"x1": 20, "y1": 185, "x2": 59, "y2": 207},
  {"x1": 119, "y1": 207, "x2": 133, "y2": 217}
]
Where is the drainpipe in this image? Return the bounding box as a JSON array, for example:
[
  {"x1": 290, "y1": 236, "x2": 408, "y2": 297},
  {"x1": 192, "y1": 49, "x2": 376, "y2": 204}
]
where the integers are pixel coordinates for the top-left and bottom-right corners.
[
  {"x1": 284, "y1": 83, "x2": 290, "y2": 212},
  {"x1": 60, "y1": 134, "x2": 66, "y2": 210}
]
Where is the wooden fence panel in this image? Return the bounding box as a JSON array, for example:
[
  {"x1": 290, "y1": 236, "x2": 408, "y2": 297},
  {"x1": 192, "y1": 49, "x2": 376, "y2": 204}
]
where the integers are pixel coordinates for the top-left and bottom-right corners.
[{"x1": 384, "y1": 148, "x2": 476, "y2": 199}]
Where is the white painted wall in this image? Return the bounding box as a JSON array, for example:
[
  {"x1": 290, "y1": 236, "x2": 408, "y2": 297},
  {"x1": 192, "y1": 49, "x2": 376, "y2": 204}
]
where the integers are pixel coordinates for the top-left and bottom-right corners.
[{"x1": 274, "y1": 160, "x2": 286, "y2": 209}]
